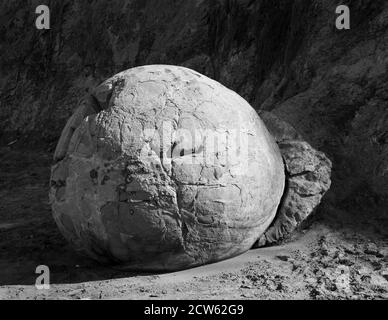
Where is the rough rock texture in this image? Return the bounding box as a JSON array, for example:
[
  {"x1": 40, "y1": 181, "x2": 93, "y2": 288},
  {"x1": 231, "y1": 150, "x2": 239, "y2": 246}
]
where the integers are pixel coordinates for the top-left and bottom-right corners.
[
  {"x1": 49, "y1": 65, "x2": 285, "y2": 270},
  {"x1": 254, "y1": 112, "x2": 332, "y2": 247}
]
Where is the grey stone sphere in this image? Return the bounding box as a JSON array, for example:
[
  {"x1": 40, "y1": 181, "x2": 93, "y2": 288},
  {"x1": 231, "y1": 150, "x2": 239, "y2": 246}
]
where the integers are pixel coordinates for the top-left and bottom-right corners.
[{"x1": 50, "y1": 65, "x2": 285, "y2": 271}]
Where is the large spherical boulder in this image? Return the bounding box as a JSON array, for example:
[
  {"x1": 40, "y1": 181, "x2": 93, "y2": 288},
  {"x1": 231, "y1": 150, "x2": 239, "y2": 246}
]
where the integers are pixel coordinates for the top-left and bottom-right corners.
[{"x1": 50, "y1": 65, "x2": 285, "y2": 271}]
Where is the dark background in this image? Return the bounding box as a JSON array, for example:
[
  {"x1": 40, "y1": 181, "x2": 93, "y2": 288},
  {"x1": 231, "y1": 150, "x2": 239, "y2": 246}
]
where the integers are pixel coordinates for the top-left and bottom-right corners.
[{"x1": 0, "y1": 0, "x2": 387, "y2": 297}]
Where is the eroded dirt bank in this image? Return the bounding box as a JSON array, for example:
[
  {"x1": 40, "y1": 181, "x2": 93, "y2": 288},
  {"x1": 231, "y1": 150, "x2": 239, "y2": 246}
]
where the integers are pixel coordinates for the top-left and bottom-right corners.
[{"x1": 0, "y1": 146, "x2": 386, "y2": 300}]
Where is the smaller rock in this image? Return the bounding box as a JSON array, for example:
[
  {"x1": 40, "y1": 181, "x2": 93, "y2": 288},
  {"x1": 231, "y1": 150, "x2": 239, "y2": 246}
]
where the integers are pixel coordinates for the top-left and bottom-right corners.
[
  {"x1": 320, "y1": 243, "x2": 330, "y2": 256},
  {"x1": 254, "y1": 112, "x2": 332, "y2": 247},
  {"x1": 240, "y1": 293, "x2": 254, "y2": 298},
  {"x1": 364, "y1": 242, "x2": 381, "y2": 256},
  {"x1": 337, "y1": 256, "x2": 354, "y2": 266},
  {"x1": 342, "y1": 243, "x2": 359, "y2": 255},
  {"x1": 240, "y1": 284, "x2": 253, "y2": 289},
  {"x1": 276, "y1": 255, "x2": 290, "y2": 262}
]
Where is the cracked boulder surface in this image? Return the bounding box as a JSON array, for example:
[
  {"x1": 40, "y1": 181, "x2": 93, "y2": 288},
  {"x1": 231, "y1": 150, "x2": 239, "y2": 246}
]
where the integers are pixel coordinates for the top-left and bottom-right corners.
[
  {"x1": 254, "y1": 112, "x2": 332, "y2": 247},
  {"x1": 50, "y1": 65, "x2": 285, "y2": 271}
]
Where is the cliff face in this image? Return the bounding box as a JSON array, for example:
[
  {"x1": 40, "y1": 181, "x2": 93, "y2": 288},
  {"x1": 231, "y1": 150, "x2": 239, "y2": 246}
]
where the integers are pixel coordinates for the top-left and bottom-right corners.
[{"x1": 1, "y1": 0, "x2": 387, "y2": 214}]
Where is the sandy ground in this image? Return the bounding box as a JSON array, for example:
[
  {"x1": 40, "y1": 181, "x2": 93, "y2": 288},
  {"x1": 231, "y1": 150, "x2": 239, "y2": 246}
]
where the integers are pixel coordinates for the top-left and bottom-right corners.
[{"x1": 0, "y1": 146, "x2": 387, "y2": 300}]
